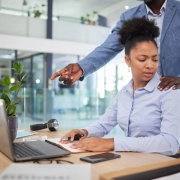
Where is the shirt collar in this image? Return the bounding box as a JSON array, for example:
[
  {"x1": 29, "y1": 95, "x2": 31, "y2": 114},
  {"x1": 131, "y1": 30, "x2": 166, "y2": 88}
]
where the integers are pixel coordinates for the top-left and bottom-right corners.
[
  {"x1": 145, "y1": 0, "x2": 167, "y2": 15},
  {"x1": 125, "y1": 73, "x2": 160, "y2": 93},
  {"x1": 143, "y1": 73, "x2": 160, "y2": 92}
]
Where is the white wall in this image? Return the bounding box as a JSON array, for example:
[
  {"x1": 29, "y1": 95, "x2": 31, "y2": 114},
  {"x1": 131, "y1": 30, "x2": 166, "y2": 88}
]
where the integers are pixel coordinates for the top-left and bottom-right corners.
[
  {"x1": 0, "y1": 14, "x2": 28, "y2": 36},
  {"x1": 0, "y1": 34, "x2": 98, "y2": 56},
  {"x1": 53, "y1": 21, "x2": 110, "y2": 44}
]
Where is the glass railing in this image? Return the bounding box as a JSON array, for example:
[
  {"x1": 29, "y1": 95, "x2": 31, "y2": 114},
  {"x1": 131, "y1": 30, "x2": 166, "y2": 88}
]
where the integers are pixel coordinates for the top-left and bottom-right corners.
[{"x1": 0, "y1": 7, "x2": 81, "y2": 24}]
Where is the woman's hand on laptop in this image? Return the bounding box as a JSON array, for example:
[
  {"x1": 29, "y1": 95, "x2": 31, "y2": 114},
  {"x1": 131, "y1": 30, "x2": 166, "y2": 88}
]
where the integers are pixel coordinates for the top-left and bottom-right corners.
[{"x1": 60, "y1": 129, "x2": 87, "y2": 143}]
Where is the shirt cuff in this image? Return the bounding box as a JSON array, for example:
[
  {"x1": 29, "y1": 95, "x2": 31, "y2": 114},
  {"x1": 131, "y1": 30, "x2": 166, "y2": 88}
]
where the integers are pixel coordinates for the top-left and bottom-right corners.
[
  {"x1": 77, "y1": 63, "x2": 85, "y2": 81},
  {"x1": 83, "y1": 127, "x2": 105, "y2": 138}
]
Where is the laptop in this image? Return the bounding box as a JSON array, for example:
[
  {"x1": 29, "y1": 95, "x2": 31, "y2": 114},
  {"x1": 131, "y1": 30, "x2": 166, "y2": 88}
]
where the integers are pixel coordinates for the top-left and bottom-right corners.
[{"x1": 0, "y1": 99, "x2": 70, "y2": 162}]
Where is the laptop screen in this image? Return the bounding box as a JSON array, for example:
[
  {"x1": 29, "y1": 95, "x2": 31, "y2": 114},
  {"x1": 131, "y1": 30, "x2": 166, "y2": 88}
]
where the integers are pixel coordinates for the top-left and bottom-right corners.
[{"x1": 0, "y1": 99, "x2": 14, "y2": 161}]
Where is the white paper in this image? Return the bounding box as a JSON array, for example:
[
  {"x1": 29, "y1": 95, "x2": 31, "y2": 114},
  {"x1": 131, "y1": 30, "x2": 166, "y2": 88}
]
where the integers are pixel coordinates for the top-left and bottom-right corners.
[
  {"x1": 0, "y1": 164, "x2": 91, "y2": 180},
  {"x1": 47, "y1": 138, "x2": 86, "y2": 153}
]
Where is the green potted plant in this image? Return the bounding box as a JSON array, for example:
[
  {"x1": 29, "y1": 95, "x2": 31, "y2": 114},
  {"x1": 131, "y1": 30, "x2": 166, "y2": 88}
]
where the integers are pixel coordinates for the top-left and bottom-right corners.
[
  {"x1": 92, "y1": 11, "x2": 98, "y2": 25},
  {"x1": 0, "y1": 62, "x2": 26, "y2": 142},
  {"x1": 80, "y1": 16, "x2": 86, "y2": 24},
  {"x1": 80, "y1": 11, "x2": 98, "y2": 25},
  {"x1": 29, "y1": 4, "x2": 46, "y2": 18},
  {"x1": 86, "y1": 13, "x2": 94, "y2": 25}
]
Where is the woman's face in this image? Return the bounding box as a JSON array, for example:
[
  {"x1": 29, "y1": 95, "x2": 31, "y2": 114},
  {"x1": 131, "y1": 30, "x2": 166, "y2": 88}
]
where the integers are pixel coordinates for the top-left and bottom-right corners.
[{"x1": 125, "y1": 41, "x2": 158, "y2": 83}]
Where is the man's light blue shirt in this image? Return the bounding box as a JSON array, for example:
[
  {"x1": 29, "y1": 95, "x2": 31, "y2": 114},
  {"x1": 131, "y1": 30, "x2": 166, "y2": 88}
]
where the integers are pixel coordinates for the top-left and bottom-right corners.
[
  {"x1": 145, "y1": 0, "x2": 167, "y2": 50},
  {"x1": 84, "y1": 73, "x2": 180, "y2": 155}
]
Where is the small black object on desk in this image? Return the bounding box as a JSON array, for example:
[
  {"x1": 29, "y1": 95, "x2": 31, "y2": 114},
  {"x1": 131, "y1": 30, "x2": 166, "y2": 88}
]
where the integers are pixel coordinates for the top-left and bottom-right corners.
[{"x1": 62, "y1": 134, "x2": 84, "y2": 141}]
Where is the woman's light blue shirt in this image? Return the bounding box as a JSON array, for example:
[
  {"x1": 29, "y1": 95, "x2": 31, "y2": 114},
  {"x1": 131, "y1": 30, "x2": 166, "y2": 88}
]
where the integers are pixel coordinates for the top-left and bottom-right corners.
[{"x1": 84, "y1": 73, "x2": 180, "y2": 155}]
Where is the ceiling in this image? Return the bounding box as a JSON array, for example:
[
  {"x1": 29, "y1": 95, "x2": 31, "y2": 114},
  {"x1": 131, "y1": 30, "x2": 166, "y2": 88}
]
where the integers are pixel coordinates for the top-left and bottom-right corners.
[{"x1": 1, "y1": 0, "x2": 142, "y2": 26}]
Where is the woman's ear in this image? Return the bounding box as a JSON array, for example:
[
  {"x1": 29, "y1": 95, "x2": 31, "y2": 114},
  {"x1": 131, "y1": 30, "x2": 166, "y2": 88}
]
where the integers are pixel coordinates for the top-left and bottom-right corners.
[{"x1": 125, "y1": 55, "x2": 131, "y2": 67}]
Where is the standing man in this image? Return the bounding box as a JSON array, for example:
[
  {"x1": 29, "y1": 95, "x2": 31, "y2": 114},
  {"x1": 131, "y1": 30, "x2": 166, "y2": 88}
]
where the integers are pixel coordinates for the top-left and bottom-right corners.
[{"x1": 51, "y1": 0, "x2": 180, "y2": 91}]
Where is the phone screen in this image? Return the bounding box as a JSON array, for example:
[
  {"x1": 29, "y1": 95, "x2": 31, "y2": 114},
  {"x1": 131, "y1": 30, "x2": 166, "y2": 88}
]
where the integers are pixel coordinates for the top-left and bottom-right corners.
[{"x1": 80, "y1": 152, "x2": 121, "y2": 163}]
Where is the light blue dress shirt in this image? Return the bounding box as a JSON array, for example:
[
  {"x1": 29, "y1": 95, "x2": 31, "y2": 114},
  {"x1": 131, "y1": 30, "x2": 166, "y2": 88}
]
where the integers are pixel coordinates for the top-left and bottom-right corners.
[
  {"x1": 146, "y1": 0, "x2": 167, "y2": 76},
  {"x1": 146, "y1": 0, "x2": 167, "y2": 50},
  {"x1": 84, "y1": 73, "x2": 180, "y2": 155}
]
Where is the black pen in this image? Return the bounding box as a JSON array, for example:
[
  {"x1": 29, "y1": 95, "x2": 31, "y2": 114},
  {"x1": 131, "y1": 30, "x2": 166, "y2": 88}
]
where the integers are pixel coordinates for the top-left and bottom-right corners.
[{"x1": 61, "y1": 134, "x2": 84, "y2": 141}]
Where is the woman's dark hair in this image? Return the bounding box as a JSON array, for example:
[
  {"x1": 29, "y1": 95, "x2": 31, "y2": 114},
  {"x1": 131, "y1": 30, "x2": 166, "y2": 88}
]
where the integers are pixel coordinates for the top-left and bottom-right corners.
[{"x1": 118, "y1": 16, "x2": 160, "y2": 55}]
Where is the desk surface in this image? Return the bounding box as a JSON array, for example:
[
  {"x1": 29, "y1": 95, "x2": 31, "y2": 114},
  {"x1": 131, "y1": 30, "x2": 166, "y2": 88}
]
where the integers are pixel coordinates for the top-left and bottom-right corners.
[{"x1": 0, "y1": 127, "x2": 179, "y2": 180}]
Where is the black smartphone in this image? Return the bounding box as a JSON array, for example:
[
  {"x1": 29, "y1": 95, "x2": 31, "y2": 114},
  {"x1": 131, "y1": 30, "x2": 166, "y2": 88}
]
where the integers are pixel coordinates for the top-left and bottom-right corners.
[{"x1": 80, "y1": 152, "x2": 121, "y2": 163}]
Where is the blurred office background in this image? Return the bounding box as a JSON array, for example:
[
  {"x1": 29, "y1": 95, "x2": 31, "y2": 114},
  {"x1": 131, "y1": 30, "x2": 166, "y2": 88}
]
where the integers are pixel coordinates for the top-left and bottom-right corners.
[{"x1": 0, "y1": 0, "x2": 143, "y2": 137}]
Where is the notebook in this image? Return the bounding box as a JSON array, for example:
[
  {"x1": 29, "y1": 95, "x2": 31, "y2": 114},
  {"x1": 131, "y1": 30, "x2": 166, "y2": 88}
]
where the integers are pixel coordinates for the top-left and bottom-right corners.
[
  {"x1": 16, "y1": 130, "x2": 37, "y2": 138},
  {"x1": 0, "y1": 99, "x2": 70, "y2": 162},
  {"x1": 46, "y1": 138, "x2": 86, "y2": 153}
]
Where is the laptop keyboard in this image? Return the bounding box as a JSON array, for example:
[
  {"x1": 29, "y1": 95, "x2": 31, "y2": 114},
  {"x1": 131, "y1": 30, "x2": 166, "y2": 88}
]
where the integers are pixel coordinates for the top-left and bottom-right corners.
[{"x1": 13, "y1": 143, "x2": 45, "y2": 158}]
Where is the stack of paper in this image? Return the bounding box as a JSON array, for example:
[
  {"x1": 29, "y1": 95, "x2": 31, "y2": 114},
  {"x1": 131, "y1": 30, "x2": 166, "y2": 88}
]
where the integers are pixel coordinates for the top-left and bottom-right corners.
[
  {"x1": 0, "y1": 164, "x2": 91, "y2": 180},
  {"x1": 46, "y1": 138, "x2": 86, "y2": 153}
]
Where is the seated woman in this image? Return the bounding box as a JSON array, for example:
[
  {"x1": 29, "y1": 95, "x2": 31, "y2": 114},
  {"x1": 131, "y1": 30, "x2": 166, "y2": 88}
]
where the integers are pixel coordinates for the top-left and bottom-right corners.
[{"x1": 61, "y1": 17, "x2": 180, "y2": 156}]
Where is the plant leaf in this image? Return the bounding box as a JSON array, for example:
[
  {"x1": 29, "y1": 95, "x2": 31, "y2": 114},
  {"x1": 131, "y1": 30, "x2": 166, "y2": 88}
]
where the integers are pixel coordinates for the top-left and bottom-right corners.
[
  {"x1": 18, "y1": 64, "x2": 23, "y2": 74},
  {"x1": 6, "y1": 104, "x2": 16, "y2": 116},
  {"x1": 17, "y1": 81, "x2": 21, "y2": 86},
  {"x1": 3, "y1": 89, "x2": 9, "y2": 94},
  {"x1": 4, "y1": 77, "x2": 11, "y2": 86},
  {"x1": 21, "y1": 74, "x2": 26, "y2": 81},
  {"x1": 13, "y1": 62, "x2": 19, "y2": 71},
  {"x1": 0, "y1": 81, "x2": 8, "y2": 86},
  {"x1": 13, "y1": 62, "x2": 23, "y2": 74},
  {"x1": 1, "y1": 93, "x2": 11, "y2": 107},
  {"x1": 10, "y1": 86, "x2": 19, "y2": 92}
]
